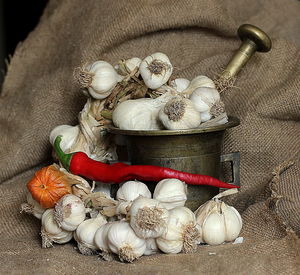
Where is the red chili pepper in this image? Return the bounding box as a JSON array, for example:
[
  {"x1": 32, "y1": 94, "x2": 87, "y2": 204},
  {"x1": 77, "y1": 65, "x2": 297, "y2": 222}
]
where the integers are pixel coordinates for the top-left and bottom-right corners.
[{"x1": 54, "y1": 136, "x2": 239, "y2": 189}]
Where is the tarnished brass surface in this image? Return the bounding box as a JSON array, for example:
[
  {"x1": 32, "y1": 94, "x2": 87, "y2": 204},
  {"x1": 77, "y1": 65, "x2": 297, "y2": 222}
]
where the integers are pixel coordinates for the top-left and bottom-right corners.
[
  {"x1": 109, "y1": 117, "x2": 240, "y2": 211},
  {"x1": 220, "y1": 24, "x2": 272, "y2": 79}
]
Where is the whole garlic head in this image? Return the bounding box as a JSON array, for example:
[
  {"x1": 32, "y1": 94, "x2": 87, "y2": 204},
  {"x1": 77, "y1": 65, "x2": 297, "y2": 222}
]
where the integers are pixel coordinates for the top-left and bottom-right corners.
[
  {"x1": 107, "y1": 221, "x2": 146, "y2": 262},
  {"x1": 189, "y1": 87, "x2": 220, "y2": 113},
  {"x1": 74, "y1": 213, "x2": 107, "y2": 255},
  {"x1": 195, "y1": 189, "x2": 242, "y2": 245},
  {"x1": 153, "y1": 178, "x2": 187, "y2": 210},
  {"x1": 159, "y1": 96, "x2": 201, "y2": 130},
  {"x1": 76, "y1": 61, "x2": 123, "y2": 99},
  {"x1": 54, "y1": 194, "x2": 86, "y2": 231},
  {"x1": 129, "y1": 197, "x2": 169, "y2": 239},
  {"x1": 156, "y1": 206, "x2": 200, "y2": 254},
  {"x1": 21, "y1": 192, "x2": 46, "y2": 219},
  {"x1": 41, "y1": 209, "x2": 73, "y2": 248},
  {"x1": 117, "y1": 180, "x2": 151, "y2": 202},
  {"x1": 140, "y1": 52, "x2": 173, "y2": 89}
]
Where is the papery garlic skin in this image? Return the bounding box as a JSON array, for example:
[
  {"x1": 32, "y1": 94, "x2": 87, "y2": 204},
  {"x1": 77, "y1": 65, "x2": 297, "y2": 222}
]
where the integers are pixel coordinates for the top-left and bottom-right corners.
[
  {"x1": 107, "y1": 221, "x2": 146, "y2": 262},
  {"x1": 112, "y1": 92, "x2": 174, "y2": 130},
  {"x1": 140, "y1": 52, "x2": 173, "y2": 89},
  {"x1": 156, "y1": 206, "x2": 200, "y2": 254},
  {"x1": 190, "y1": 87, "x2": 220, "y2": 113},
  {"x1": 159, "y1": 96, "x2": 201, "y2": 130},
  {"x1": 144, "y1": 238, "x2": 159, "y2": 256},
  {"x1": 153, "y1": 179, "x2": 187, "y2": 210},
  {"x1": 54, "y1": 194, "x2": 86, "y2": 231},
  {"x1": 21, "y1": 192, "x2": 46, "y2": 219},
  {"x1": 49, "y1": 125, "x2": 80, "y2": 153},
  {"x1": 129, "y1": 197, "x2": 169, "y2": 239},
  {"x1": 170, "y1": 78, "x2": 191, "y2": 93},
  {"x1": 74, "y1": 214, "x2": 107, "y2": 255},
  {"x1": 117, "y1": 181, "x2": 151, "y2": 202},
  {"x1": 41, "y1": 209, "x2": 73, "y2": 248},
  {"x1": 195, "y1": 189, "x2": 242, "y2": 245},
  {"x1": 94, "y1": 222, "x2": 115, "y2": 252},
  {"x1": 81, "y1": 61, "x2": 123, "y2": 99}
]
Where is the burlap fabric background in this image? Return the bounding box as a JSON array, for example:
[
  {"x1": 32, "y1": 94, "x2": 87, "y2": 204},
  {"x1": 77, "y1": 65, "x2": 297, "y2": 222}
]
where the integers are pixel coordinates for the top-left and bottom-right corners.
[{"x1": 0, "y1": 0, "x2": 300, "y2": 274}]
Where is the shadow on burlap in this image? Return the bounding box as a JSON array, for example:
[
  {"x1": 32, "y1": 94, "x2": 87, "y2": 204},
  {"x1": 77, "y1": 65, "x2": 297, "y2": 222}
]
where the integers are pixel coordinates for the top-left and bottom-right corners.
[{"x1": 0, "y1": 0, "x2": 299, "y2": 274}]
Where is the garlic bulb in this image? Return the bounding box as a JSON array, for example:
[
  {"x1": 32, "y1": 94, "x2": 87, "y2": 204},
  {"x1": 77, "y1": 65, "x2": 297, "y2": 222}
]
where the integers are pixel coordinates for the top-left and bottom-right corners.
[
  {"x1": 94, "y1": 222, "x2": 115, "y2": 252},
  {"x1": 144, "y1": 238, "x2": 159, "y2": 256},
  {"x1": 112, "y1": 92, "x2": 175, "y2": 130},
  {"x1": 170, "y1": 78, "x2": 190, "y2": 93},
  {"x1": 54, "y1": 194, "x2": 86, "y2": 231},
  {"x1": 129, "y1": 197, "x2": 169, "y2": 239},
  {"x1": 21, "y1": 192, "x2": 46, "y2": 219},
  {"x1": 195, "y1": 189, "x2": 242, "y2": 245},
  {"x1": 49, "y1": 125, "x2": 80, "y2": 153},
  {"x1": 76, "y1": 61, "x2": 123, "y2": 99},
  {"x1": 156, "y1": 206, "x2": 200, "y2": 254},
  {"x1": 41, "y1": 209, "x2": 73, "y2": 248},
  {"x1": 153, "y1": 179, "x2": 187, "y2": 210},
  {"x1": 117, "y1": 180, "x2": 151, "y2": 202},
  {"x1": 182, "y1": 75, "x2": 216, "y2": 96},
  {"x1": 140, "y1": 52, "x2": 173, "y2": 89},
  {"x1": 107, "y1": 221, "x2": 146, "y2": 262},
  {"x1": 158, "y1": 96, "x2": 201, "y2": 130},
  {"x1": 189, "y1": 87, "x2": 220, "y2": 113},
  {"x1": 74, "y1": 213, "x2": 107, "y2": 255}
]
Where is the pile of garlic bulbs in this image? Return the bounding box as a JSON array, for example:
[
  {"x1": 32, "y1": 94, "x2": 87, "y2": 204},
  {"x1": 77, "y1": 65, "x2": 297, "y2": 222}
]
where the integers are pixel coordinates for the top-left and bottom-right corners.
[
  {"x1": 74, "y1": 52, "x2": 227, "y2": 132},
  {"x1": 21, "y1": 178, "x2": 242, "y2": 263}
]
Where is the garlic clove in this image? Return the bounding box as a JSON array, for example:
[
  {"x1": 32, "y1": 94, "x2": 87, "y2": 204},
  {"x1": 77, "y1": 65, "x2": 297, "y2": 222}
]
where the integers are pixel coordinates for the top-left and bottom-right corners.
[
  {"x1": 221, "y1": 203, "x2": 243, "y2": 242},
  {"x1": 143, "y1": 238, "x2": 159, "y2": 255},
  {"x1": 117, "y1": 180, "x2": 151, "y2": 202},
  {"x1": 201, "y1": 209, "x2": 226, "y2": 245},
  {"x1": 49, "y1": 125, "x2": 80, "y2": 153},
  {"x1": 170, "y1": 78, "x2": 191, "y2": 93},
  {"x1": 129, "y1": 197, "x2": 169, "y2": 239},
  {"x1": 153, "y1": 178, "x2": 187, "y2": 210},
  {"x1": 140, "y1": 52, "x2": 173, "y2": 89},
  {"x1": 74, "y1": 213, "x2": 107, "y2": 255},
  {"x1": 156, "y1": 238, "x2": 183, "y2": 254},
  {"x1": 94, "y1": 222, "x2": 115, "y2": 253},
  {"x1": 200, "y1": 111, "x2": 212, "y2": 122},
  {"x1": 183, "y1": 75, "x2": 216, "y2": 96}
]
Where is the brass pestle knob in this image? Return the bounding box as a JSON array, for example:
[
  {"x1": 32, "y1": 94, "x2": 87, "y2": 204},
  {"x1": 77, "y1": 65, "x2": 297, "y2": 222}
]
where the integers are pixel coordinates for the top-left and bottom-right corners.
[{"x1": 220, "y1": 24, "x2": 272, "y2": 79}]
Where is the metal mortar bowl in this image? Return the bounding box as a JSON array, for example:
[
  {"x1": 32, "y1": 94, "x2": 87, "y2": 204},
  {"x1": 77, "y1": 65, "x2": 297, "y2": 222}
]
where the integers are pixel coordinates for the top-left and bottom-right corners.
[{"x1": 108, "y1": 116, "x2": 240, "y2": 211}]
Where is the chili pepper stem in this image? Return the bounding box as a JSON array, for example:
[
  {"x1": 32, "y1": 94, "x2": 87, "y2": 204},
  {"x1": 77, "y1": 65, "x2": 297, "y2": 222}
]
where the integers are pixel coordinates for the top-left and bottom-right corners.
[{"x1": 54, "y1": 136, "x2": 73, "y2": 170}]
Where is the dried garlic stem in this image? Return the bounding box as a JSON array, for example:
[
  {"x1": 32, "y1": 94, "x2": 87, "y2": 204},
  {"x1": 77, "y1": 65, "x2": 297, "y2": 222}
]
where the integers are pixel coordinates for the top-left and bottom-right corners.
[
  {"x1": 20, "y1": 203, "x2": 33, "y2": 214},
  {"x1": 73, "y1": 66, "x2": 95, "y2": 88},
  {"x1": 136, "y1": 207, "x2": 165, "y2": 230},
  {"x1": 182, "y1": 223, "x2": 200, "y2": 253}
]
